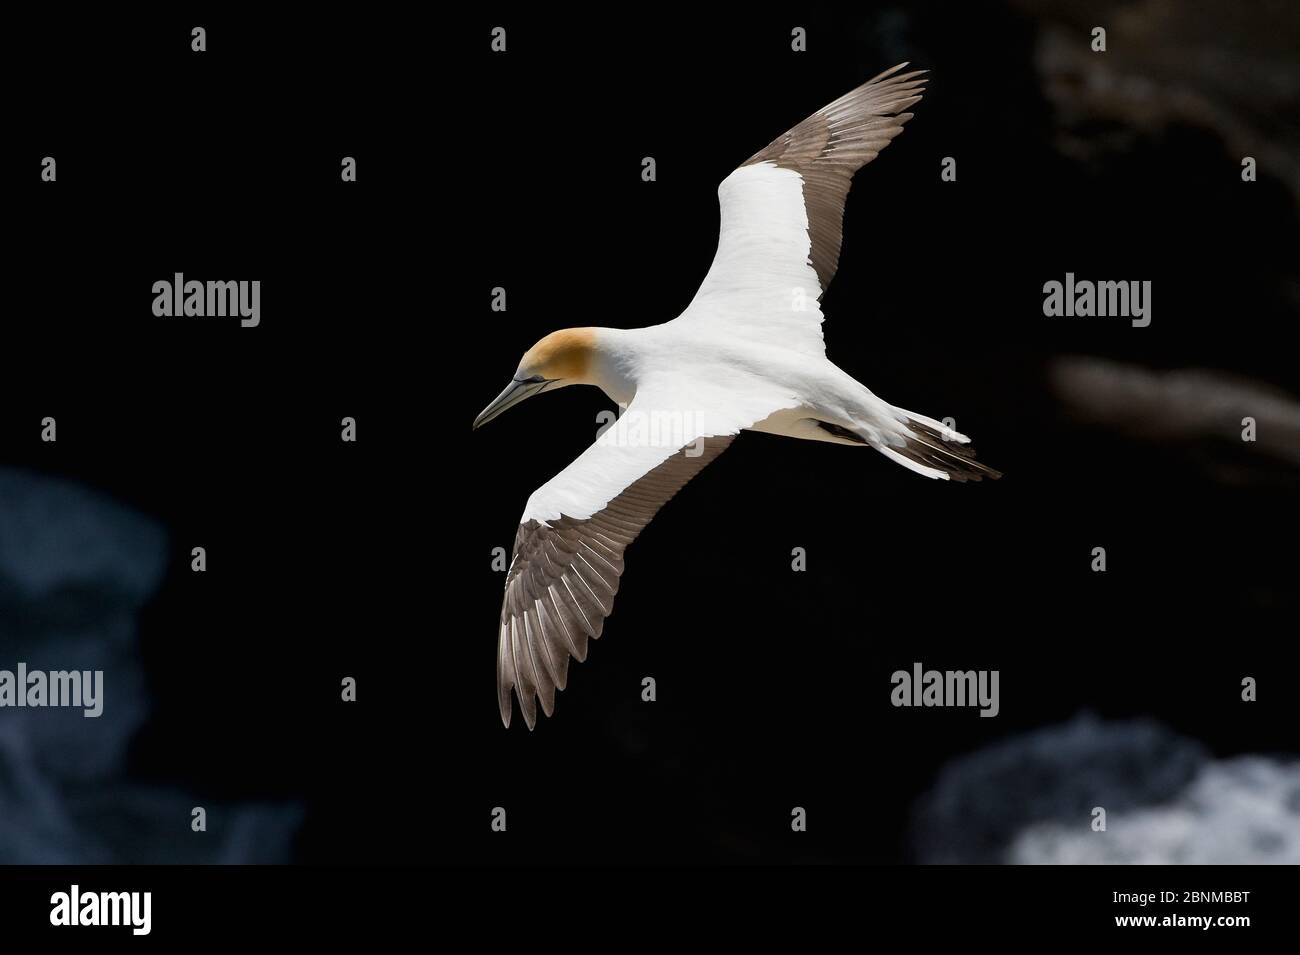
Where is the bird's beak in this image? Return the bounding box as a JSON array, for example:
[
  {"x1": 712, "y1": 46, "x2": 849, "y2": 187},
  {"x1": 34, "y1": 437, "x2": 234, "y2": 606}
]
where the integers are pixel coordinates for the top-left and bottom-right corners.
[{"x1": 473, "y1": 378, "x2": 549, "y2": 430}]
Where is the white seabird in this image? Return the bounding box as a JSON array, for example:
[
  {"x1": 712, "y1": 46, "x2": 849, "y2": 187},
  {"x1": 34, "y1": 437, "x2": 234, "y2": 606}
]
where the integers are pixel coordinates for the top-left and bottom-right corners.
[{"x1": 475, "y1": 63, "x2": 1000, "y2": 729}]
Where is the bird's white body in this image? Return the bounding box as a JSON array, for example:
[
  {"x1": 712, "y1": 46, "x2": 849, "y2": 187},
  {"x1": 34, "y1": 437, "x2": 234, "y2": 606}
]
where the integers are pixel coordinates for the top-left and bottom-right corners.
[
  {"x1": 478, "y1": 65, "x2": 999, "y2": 728},
  {"x1": 585, "y1": 323, "x2": 912, "y2": 449}
]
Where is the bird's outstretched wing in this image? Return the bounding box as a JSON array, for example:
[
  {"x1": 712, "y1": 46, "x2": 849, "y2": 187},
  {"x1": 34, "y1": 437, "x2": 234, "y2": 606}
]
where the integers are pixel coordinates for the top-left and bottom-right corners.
[
  {"x1": 495, "y1": 381, "x2": 782, "y2": 729},
  {"x1": 676, "y1": 63, "x2": 927, "y2": 356}
]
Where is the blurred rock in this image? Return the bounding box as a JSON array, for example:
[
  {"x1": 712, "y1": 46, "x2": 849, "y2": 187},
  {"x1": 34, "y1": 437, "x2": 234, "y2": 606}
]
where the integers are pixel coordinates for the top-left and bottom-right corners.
[
  {"x1": 910, "y1": 713, "x2": 1208, "y2": 863},
  {"x1": 1010, "y1": 756, "x2": 1300, "y2": 863},
  {"x1": 0, "y1": 469, "x2": 159, "y2": 783},
  {"x1": 0, "y1": 468, "x2": 168, "y2": 608},
  {"x1": 0, "y1": 468, "x2": 302, "y2": 863},
  {"x1": 1014, "y1": 0, "x2": 1300, "y2": 210},
  {"x1": 1051, "y1": 356, "x2": 1300, "y2": 483}
]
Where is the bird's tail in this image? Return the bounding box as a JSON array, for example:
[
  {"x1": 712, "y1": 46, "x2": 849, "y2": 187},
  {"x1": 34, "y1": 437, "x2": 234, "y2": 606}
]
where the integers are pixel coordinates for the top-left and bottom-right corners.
[{"x1": 874, "y1": 407, "x2": 1002, "y2": 482}]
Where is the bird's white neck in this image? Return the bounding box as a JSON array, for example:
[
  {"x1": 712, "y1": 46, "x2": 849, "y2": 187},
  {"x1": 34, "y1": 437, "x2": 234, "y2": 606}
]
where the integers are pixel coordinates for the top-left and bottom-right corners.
[{"x1": 585, "y1": 326, "x2": 641, "y2": 408}]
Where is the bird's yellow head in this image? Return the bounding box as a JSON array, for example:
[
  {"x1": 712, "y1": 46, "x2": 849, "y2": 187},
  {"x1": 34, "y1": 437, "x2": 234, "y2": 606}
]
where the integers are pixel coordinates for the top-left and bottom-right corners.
[
  {"x1": 518, "y1": 328, "x2": 595, "y2": 383},
  {"x1": 473, "y1": 328, "x2": 597, "y2": 429}
]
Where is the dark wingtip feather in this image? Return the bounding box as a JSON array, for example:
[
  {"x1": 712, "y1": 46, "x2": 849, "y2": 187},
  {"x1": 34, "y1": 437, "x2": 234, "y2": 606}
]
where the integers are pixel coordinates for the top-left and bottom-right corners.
[{"x1": 902, "y1": 421, "x2": 1003, "y2": 482}]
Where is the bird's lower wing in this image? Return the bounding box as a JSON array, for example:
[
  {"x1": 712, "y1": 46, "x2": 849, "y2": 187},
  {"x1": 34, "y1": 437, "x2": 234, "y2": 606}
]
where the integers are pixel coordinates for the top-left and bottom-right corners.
[{"x1": 496, "y1": 382, "x2": 785, "y2": 729}]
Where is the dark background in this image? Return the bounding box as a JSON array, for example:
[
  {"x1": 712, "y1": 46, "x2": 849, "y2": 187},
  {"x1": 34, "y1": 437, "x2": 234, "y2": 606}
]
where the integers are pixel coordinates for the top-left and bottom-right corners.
[{"x1": 3, "y1": 3, "x2": 1298, "y2": 865}]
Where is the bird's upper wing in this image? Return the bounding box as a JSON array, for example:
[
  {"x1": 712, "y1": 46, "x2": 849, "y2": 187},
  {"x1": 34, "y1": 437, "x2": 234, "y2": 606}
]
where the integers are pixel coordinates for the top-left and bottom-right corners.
[
  {"x1": 496, "y1": 378, "x2": 788, "y2": 729},
  {"x1": 675, "y1": 63, "x2": 927, "y2": 357}
]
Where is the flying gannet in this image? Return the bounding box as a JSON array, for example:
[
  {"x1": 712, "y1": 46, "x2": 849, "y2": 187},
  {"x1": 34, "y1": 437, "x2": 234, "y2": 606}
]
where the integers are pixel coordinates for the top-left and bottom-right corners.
[{"x1": 475, "y1": 63, "x2": 1000, "y2": 729}]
